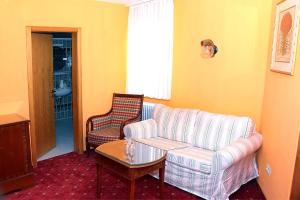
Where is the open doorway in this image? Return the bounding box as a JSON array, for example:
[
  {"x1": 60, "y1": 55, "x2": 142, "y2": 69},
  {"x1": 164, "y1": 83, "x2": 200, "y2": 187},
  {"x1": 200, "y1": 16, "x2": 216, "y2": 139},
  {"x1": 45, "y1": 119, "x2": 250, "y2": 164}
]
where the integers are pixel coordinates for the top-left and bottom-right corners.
[
  {"x1": 38, "y1": 33, "x2": 74, "y2": 161},
  {"x1": 26, "y1": 27, "x2": 83, "y2": 166}
]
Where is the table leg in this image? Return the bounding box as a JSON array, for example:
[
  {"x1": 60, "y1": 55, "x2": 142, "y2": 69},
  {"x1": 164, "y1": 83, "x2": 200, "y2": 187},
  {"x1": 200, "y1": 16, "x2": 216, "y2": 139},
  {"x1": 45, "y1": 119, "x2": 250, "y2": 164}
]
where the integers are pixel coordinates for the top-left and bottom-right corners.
[
  {"x1": 129, "y1": 179, "x2": 135, "y2": 200},
  {"x1": 97, "y1": 163, "x2": 103, "y2": 198},
  {"x1": 159, "y1": 164, "x2": 165, "y2": 199}
]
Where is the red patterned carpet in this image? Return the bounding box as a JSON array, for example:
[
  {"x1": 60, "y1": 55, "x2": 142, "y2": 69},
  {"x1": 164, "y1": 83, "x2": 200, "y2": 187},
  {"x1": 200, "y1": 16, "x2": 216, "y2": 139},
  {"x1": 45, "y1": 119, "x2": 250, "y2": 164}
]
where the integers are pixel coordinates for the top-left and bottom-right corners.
[{"x1": 4, "y1": 152, "x2": 265, "y2": 200}]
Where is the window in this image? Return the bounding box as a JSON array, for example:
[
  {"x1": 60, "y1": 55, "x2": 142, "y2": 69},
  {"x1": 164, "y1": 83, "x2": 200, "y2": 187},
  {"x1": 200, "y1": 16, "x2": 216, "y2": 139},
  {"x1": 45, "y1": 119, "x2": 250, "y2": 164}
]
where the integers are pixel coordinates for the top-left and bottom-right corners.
[{"x1": 127, "y1": 0, "x2": 174, "y2": 100}]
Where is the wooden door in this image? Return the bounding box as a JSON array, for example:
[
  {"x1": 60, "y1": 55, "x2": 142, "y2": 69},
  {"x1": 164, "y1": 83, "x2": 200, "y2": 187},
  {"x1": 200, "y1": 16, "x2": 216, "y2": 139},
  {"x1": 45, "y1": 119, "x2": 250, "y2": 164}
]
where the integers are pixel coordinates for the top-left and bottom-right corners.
[{"x1": 31, "y1": 33, "x2": 56, "y2": 158}]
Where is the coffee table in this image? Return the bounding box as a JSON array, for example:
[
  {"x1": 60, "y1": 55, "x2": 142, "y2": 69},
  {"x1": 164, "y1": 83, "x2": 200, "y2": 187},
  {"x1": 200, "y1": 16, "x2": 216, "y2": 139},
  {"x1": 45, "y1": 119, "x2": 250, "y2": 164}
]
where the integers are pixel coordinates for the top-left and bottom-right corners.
[{"x1": 95, "y1": 140, "x2": 167, "y2": 200}]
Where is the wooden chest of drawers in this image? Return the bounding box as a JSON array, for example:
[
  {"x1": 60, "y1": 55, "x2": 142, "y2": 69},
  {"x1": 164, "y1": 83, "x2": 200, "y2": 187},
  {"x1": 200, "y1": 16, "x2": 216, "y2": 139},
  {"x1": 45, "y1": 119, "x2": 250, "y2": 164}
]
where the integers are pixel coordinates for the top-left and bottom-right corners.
[{"x1": 0, "y1": 114, "x2": 34, "y2": 194}]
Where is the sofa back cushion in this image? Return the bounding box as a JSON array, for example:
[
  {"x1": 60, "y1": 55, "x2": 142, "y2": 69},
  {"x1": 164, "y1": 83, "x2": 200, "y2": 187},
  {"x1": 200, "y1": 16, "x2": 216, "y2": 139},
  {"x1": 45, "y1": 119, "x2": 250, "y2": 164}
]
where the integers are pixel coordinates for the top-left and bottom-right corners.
[
  {"x1": 153, "y1": 104, "x2": 198, "y2": 144},
  {"x1": 193, "y1": 111, "x2": 255, "y2": 151}
]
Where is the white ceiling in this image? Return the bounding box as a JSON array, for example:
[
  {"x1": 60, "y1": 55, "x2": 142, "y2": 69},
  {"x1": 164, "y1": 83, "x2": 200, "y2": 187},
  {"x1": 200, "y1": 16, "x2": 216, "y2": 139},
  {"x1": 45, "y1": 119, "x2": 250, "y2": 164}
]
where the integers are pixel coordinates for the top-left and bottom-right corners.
[{"x1": 96, "y1": 0, "x2": 148, "y2": 6}]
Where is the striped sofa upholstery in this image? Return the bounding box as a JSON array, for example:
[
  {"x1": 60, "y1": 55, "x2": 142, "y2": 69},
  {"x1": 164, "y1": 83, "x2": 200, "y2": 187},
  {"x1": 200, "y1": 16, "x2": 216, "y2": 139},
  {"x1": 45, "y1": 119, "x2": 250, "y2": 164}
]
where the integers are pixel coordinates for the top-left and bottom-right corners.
[
  {"x1": 193, "y1": 111, "x2": 255, "y2": 151},
  {"x1": 124, "y1": 104, "x2": 262, "y2": 200},
  {"x1": 86, "y1": 93, "x2": 143, "y2": 150},
  {"x1": 153, "y1": 104, "x2": 198, "y2": 143}
]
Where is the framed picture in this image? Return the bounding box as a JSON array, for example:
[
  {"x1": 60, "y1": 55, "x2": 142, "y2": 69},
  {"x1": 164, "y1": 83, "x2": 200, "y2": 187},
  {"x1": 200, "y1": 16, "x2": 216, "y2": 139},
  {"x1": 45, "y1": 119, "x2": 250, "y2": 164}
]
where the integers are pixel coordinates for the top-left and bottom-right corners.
[{"x1": 271, "y1": 0, "x2": 300, "y2": 75}]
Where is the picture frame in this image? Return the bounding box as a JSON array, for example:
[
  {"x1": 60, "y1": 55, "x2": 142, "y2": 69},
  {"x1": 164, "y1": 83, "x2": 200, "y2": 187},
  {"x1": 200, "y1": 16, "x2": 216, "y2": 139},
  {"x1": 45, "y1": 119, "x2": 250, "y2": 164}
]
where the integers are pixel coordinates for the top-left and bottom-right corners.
[{"x1": 271, "y1": 0, "x2": 300, "y2": 75}]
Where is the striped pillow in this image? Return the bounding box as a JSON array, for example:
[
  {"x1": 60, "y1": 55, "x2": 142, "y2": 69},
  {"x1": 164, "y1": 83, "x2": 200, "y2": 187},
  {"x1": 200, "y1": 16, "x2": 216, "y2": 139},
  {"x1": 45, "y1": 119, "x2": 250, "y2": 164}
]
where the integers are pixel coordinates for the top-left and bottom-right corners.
[
  {"x1": 153, "y1": 104, "x2": 198, "y2": 143},
  {"x1": 193, "y1": 111, "x2": 255, "y2": 151}
]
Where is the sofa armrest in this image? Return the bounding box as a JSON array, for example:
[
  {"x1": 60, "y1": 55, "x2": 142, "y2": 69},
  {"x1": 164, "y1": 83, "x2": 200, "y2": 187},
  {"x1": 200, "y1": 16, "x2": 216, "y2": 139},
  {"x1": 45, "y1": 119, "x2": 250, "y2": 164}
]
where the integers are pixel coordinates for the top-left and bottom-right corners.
[
  {"x1": 212, "y1": 133, "x2": 262, "y2": 173},
  {"x1": 124, "y1": 119, "x2": 158, "y2": 139},
  {"x1": 120, "y1": 116, "x2": 142, "y2": 139}
]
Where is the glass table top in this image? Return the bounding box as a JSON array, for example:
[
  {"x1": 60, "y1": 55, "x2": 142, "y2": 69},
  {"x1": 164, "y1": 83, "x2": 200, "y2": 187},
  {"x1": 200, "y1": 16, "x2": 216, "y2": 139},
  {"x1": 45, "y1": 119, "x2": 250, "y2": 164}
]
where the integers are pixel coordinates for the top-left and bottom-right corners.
[{"x1": 95, "y1": 139, "x2": 167, "y2": 168}]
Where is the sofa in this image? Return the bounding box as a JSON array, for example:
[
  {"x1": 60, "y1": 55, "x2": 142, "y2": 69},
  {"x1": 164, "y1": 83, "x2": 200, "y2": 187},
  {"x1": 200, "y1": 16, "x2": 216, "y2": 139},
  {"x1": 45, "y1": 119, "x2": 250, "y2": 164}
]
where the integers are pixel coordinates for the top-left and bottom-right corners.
[{"x1": 124, "y1": 104, "x2": 262, "y2": 200}]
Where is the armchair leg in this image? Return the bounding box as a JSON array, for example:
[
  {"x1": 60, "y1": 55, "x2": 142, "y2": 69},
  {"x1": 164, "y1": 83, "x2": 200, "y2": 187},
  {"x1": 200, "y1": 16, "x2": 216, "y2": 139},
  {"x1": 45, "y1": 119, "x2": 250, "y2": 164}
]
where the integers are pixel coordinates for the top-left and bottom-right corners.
[{"x1": 86, "y1": 137, "x2": 90, "y2": 157}]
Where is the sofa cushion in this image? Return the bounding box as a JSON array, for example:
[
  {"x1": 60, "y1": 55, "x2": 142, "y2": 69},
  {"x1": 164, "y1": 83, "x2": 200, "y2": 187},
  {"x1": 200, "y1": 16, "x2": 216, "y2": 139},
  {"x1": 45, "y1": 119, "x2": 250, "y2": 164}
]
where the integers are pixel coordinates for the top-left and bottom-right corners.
[
  {"x1": 153, "y1": 104, "x2": 198, "y2": 144},
  {"x1": 167, "y1": 146, "x2": 215, "y2": 174},
  {"x1": 193, "y1": 111, "x2": 255, "y2": 151},
  {"x1": 134, "y1": 137, "x2": 191, "y2": 151}
]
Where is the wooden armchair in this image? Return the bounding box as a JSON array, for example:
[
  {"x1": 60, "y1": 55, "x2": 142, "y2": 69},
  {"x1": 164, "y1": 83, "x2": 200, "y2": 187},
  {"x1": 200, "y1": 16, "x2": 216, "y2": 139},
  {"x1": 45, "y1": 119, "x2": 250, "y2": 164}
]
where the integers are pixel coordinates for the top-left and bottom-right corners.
[{"x1": 86, "y1": 93, "x2": 144, "y2": 155}]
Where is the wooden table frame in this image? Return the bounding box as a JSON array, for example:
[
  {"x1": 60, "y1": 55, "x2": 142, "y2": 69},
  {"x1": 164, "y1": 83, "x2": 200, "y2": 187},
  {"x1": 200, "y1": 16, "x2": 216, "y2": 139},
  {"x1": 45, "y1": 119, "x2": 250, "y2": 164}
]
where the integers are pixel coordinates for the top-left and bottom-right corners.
[{"x1": 96, "y1": 154, "x2": 166, "y2": 200}]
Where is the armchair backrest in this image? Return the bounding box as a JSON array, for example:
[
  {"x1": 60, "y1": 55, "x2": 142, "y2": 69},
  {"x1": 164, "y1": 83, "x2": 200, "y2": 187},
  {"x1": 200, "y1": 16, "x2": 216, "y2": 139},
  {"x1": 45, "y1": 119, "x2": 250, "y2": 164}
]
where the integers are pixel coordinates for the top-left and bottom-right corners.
[{"x1": 110, "y1": 93, "x2": 144, "y2": 128}]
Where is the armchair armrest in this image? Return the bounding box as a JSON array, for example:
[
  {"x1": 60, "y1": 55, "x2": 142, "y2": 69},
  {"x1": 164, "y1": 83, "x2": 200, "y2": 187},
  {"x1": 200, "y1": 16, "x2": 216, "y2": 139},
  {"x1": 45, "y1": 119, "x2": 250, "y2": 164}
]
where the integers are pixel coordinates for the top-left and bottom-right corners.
[
  {"x1": 86, "y1": 109, "x2": 113, "y2": 134},
  {"x1": 212, "y1": 133, "x2": 262, "y2": 173},
  {"x1": 124, "y1": 119, "x2": 158, "y2": 139}
]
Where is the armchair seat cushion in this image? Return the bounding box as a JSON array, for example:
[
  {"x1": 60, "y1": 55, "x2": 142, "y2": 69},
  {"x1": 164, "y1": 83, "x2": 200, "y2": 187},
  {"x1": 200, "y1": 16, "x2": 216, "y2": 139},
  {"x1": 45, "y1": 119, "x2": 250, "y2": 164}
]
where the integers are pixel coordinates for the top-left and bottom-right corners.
[
  {"x1": 167, "y1": 146, "x2": 215, "y2": 174},
  {"x1": 88, "y1": 128, "x2": 119, "y2": 145}
]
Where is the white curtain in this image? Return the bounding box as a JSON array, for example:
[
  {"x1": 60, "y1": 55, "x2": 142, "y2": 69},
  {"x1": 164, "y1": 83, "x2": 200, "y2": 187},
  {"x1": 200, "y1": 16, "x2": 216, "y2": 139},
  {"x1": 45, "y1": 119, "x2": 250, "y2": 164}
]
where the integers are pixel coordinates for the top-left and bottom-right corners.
[{"x1": 127, "y1": 0, "x2": 174, "y2": 100}]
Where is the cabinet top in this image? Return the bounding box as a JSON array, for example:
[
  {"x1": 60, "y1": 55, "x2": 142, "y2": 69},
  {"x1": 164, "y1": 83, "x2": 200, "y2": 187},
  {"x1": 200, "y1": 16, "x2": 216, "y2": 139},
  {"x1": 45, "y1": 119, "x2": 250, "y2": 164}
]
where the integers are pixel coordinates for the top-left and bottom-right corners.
[{"x1": 0, "y1": 114, "x2": 29, "y2": 126}]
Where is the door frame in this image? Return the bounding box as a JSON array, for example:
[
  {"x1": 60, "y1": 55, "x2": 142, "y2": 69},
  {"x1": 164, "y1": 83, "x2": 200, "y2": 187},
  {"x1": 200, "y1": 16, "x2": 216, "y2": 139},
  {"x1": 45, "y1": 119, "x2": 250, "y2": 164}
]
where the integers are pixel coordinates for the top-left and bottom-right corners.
[{"x1": 26, "y1": 26, "x2": 83, "y2": 166}]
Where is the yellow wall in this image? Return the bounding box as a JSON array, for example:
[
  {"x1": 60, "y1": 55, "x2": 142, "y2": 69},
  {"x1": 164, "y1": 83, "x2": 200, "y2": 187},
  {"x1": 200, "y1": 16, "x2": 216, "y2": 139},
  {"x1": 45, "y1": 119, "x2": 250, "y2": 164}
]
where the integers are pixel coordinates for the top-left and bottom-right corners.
[
  {"x1": 146, "y1": 0, "x2": 272, "y2": 128},
  {"x1": 0, "y1": 0, "x2": 127, "y2": 143},
  {"x1": 258, "y1": 0, "x2": 300, "y2": 199}
]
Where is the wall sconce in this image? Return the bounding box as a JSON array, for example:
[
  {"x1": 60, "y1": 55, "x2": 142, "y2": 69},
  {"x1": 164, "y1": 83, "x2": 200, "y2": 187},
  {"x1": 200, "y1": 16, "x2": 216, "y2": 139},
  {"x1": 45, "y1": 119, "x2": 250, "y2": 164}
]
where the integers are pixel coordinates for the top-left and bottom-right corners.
[{"x1": 201, "y1": 39, "x2": 218, "y2": 58}]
